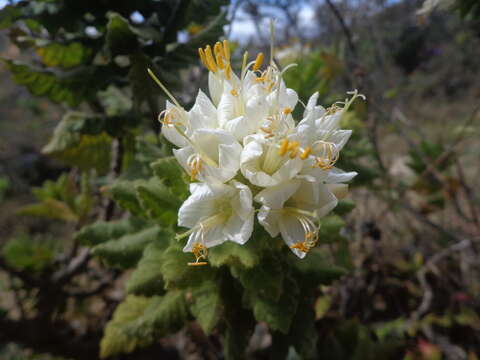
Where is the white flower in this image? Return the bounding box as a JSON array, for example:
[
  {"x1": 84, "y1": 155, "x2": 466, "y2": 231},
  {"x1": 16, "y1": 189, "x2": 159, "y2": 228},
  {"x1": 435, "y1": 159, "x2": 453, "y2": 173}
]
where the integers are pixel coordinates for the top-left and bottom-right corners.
[
  {"x1": 173, "y1": 128, "x2": 242, "y2": 184},
  {"x1": 255, "y1": 179, "x2": 339, "y2": 258},
  {"x1": 148, "y1": 39, "x2": 365, "y2": 263},
  {"x1": 240, "y1": 134, "x2": 303, "y2": 187},
  {"x1": 177, "y1": 181, "x2": 254, "y2": 265},
  {"x1": 217, "y1": 76, "x2": 269, "y2": 141}
]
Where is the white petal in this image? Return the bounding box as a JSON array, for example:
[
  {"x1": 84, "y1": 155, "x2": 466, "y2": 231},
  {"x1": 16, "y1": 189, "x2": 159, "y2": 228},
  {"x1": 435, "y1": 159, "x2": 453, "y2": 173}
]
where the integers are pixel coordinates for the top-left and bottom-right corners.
[
  {"x1": 257, "y1": 206, "x2": 281, "y2": 238},
  {"x1": 325, "y1": 167, "x2": 357, "y2": 183},
  {"x1": 278, "y1": 215, "x2": 307, "y2": 259},
  {"x1": 224, "y1": 209, "x2": 254, "y2": 245},
  {"x1": 178, "y1": 183, "x2": 218, "y2": 228},
  {"x1": 208, "y1": 72, "x2": 224, "y2": 106},
  {"x1": 327, "y1": 183, "x2": 349, "y2": 200},
  {"x1": 254, "y1": 180, "x2": 301, "y2": 209}
]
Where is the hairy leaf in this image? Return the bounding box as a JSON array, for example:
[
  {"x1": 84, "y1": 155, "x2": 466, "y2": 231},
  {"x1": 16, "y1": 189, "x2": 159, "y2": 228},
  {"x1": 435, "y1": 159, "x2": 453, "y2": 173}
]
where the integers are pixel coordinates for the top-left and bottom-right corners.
[
  {"x1": 190, "y1": 280, "x2": 222, "y2": 334},
  {"x1": 93, "y1": 226, "x2": 166, "y2": 269},
  {"x1": 75, "y1": 217, "x2": 147, "y2": 246}
]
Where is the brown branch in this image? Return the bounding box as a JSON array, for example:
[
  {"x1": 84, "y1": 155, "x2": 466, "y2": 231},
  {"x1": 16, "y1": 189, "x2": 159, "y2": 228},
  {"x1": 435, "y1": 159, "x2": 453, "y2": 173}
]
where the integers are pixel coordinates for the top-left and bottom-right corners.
[{"x1": 324, "y1": 0, "x2": 357, "y2": 58}]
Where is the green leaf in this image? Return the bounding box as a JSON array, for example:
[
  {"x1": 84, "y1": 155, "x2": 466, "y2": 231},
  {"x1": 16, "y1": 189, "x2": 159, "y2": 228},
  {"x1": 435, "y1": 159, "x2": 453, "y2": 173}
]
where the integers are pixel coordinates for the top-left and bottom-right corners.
[
  {"x1": 293, "y1": 248, "x2": 347, "y2": 285},
  {"x1": 100, "y1": 295, "x2": 150, "y2": 358},
  {"x1": 105, "y1": 13, "x2": 138, "y2": 56},
  {"x1": 231, "y1": 255, "x2": 284, "y2": 301},
  {"x1": 190, "y1": 280, "x2": 222, "y2": 334},
  {"x1": 209, "y1": 241, "x2": 261, "y2": 269},
  {"x1": 2, "y1": 59, "x2": 110, "y2": 107},
  {"x1": 160, "y1": 242, "x2": 215, "y2": 289},
  {"x1": 108, "y1": 180, "x2": 144, "y2": 216},
  {"x1": 36, "y1": 41, "x2": 92, "y2": 68},
  {"x1": 319, "y1": 215, "x2": 345, "y2": 244},
  {"x1": 0, "y1": 4, "x2": 21, "y2": 29},
  {"x1": 75, "y1": 217, "x2": 147, "y2": 247},
  {"x1": 100, "y1": 291, "x2": 188, "y2": 358},
  {"x1": 151, "y1": 156, "x2": 188, "y2": 198},
  {"x1": 93, "y1": 226, "x2": 165, "y2": 269},
  {"x1": 220, "y1": 272, "x2": 256, "y2": 360},
  {"x1": 126, "y1": 241, "x2": 168, "y2": 296},
  {"x1": 46, "y1": 133, "x2": 112, "y2": 174},
  {"x1": 335, "y1": 199, "x2": 356, "y2": 216},
  {"x1": 249, "y1": 272, "x2": 299, "y2": 333},
  {"x1": 2, "y1": 234, "x2": 55, "y2": 272},
  {"x1": 135, "y1": 177, "x2": 180, "y2": 227},
  {"x1": 17, "y1": 199, "x2": 79, "y2": 222},
  {"x1": 289, "y1": 295, "x2": 318, "y2": 360}
]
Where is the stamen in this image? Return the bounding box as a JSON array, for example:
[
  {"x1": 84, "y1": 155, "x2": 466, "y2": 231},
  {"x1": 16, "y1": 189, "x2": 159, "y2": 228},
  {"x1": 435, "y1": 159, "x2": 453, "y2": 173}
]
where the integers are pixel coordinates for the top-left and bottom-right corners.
[
  {"x1": 225, "y1": 63, "x2": 232, "y2": 80},
  {"x1": 188, "y1": 242, "x2": 208, "y2": 266},
  {"x1": 205, "y1": 45, "x2": 218, "y2": 73},
  {"x1": 216, "y1": 53, "x2": 225, "y2": 69},
  {"x1": 311, "y1": 141, "x2": 339, "y2": 170},
  {"x1": 279, "y1": 139, "x2": 289, "y2": 156},
  {"x1": 187, "y1": 154, "x2": 203, "y2": 181},
  {"x1": 283, "y1": 107, "x2": 292, "y2": 115},
  {"x1": 198, "y1": 48, "x2": 207, "y2": 67},
  {"x1": 300, "y1": 147, "x2": 312, "y2": 160},
  {"x1": 147, "y1": 69, "x2": 183, "y2": 109},
  {"x1": 253, "y1": 52, "x2": 264, "y2": 71},
  {"x1": 223, "y1": 40, "x2": 230, "y2": 61},
  {"x1": 214, "y1": 42, "x2": 223, "y2": 58},
  {"x1": 230, "y1": 89, "x2": 238, "y2": 96}
]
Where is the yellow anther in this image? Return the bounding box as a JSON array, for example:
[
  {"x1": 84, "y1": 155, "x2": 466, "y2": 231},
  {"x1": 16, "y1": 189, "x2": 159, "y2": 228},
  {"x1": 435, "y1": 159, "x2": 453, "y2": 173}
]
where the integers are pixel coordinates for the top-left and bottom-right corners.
[
  {"x1": 287, "y1": 141, "x2": 299, "y2": 151},
  {"x1": 300, "y1": 147, "x2": 312, "y2": 160},
  {"x1": 198, "y1": 48, "x2": 207, "y2": 67},
  {"x1": 255, "y1": 76, "x2": 266, "y2": 83},
  {"x1": 230, "y1": 89, "x2": 238, "y2": 96},
  {"x1": 253, "y1": 52, "x2": 264, "y2": 71},
  {"x1": 267, "y1": 81, "x2": 275, "y2": 92},
  {"x1": 223, "y1": 40, "x2": 230, "y2": 61},
  {"x1": 204, "y1": 45, "x2": 218, "y2": 73},
  {"x1": 279, "y1": 139, "x2": 289, "y2": 156},
  {"x1": 189, "y1": 158, "x2": 202, "y2": 181},
  {"x1": 225, "y1": 63, "x2": 232, "y2": 80},
  {"x1": 291, "y1": 242, "x2": 310, "y2": 253},
  {"x1": 188, "y1": 242, "x2": 208, "y2": 266},
  {"x1": 216, "y1": 53, "x2": 225, "y2": 69},
  {"x1": 214, "y1": 42, "x2": 223, "y2": 58},
  {"x1": 283, "y1": 107, "x2": 292, "y2": 115},
  {"x1": 289, "y1": 148, "x2": 299, "y2": 159}
]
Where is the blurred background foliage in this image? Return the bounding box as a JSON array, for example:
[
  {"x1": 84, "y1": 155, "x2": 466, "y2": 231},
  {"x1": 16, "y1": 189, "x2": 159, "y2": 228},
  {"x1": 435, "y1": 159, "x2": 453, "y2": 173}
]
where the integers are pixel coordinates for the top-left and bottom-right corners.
[{"x1": 0, "y1": 0, "x2": 479, "y2": 359}]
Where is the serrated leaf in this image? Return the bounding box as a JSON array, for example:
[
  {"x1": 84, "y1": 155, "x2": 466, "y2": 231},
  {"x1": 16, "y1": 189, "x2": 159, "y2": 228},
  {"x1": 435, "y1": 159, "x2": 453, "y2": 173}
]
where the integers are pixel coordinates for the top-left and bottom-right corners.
[
  {"x1": 231, "y1": 255, "x2": 284, "y2": 301},
  {"x1": 294, "y1": 248, "x2": 347, "y2": 285},
  {"x1": 160, "y1": 242, "x2": 215, "y2": 289},
  {"x1": 151, "y1": 156, "x2": 188, "y2": 198},
  {"x1": 208, "y1": 241, "x2": 261, "y2": 269},
  {"x1": 100, "y1": 291, "x2": 188, "y2": 358},
  {"x1": 289, "y1": 295, "x2": 318, "y2": 359},
  {"x1": 249, "y1": 272, "x2": 299, "y2": 333},
  {"x1": 108, "y1": 180, "x2": 144, "y2": 216},
  {"x1": 47, "y1": 133, "x2": 112, "y2": 175},
  {"x1": 75, "y1": 217, "x2": 147, "y2": 246},
  {"x1": 135, "y1": 177, "x2": 180, "y2": 227},
  {"x1": 126, "y1": 241, "x2": 169, "y2": 296},
  {"x1": 36, "y1": 41, "x2": 92, "y2": 68},
  {"x1": 190, "y1": 280, "x2": 222, "y2": 334},
  {"x1": 2, "y1": 59, "x2": 110, "y2": 107},
  {"x1": 18, "y1": 199, "x2": 79, "y2": 222},
  {"x1": 93, "y1": 226, "x2": 164, "y2": 269},
  {"x1": 2, "y1": 234, "x2": 55, "y2": 272}
]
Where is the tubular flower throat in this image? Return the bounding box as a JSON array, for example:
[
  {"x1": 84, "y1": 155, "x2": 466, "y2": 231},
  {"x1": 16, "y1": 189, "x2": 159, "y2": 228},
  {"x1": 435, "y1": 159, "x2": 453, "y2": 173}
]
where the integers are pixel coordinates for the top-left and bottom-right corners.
[{"x1": 150, "y1": 33, "x2": 364, "y2": 262}]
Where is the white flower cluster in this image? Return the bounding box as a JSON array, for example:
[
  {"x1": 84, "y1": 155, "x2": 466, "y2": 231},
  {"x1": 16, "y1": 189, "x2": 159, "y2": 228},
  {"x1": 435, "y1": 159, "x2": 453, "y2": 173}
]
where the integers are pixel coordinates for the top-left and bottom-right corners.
[{"x1": 150, "y1": 40, "x2": 364, "y2": 266}]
